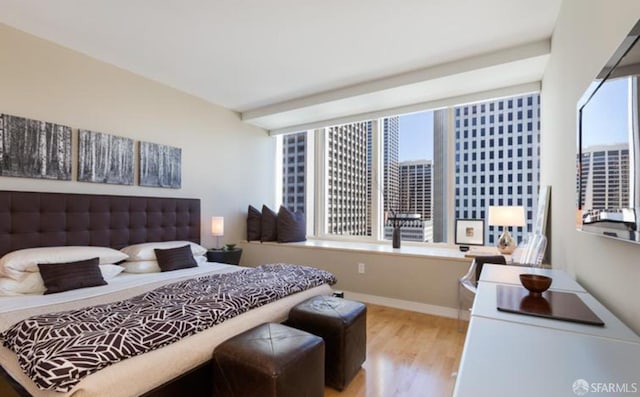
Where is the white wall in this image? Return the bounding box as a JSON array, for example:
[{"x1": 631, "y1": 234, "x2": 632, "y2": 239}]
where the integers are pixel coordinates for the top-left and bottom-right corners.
[
  {"x1": 542, "y1": 0, "x2": 640, "y2": 333},
  {"x1": 0, "y1": 23, "x2": 276, "y2": 247}
]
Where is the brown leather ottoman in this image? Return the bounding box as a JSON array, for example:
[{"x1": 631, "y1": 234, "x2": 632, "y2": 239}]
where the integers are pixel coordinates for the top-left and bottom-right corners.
[
  {"x1": 212, "y1": 322, "x2": 324, "y2": 397},
  {"x1": 288, "y1": 296, "x2": 367, "y2": 390}
]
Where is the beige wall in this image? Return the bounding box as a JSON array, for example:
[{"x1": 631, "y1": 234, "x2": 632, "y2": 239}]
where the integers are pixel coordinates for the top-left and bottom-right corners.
[
  {"x1": 541, "y1": 0, "x2": 640, "y2": 333},
  {"x1": 241, "y1": 242, "x2": 470, "y2": 314},
  {"x1": 0, "y1": 23, "x2": 276, "y2": 247}
]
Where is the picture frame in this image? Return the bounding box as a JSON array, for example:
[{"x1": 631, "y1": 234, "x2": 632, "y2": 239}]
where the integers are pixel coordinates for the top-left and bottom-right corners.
[
  {"x1": 78, "y1": 129, "x2": 134, "y2": 185},
  {"x1": 139, "y1": 141, "x2": 182, "y2": 189},
  {"x1": 455, "y1": 219, "x2": 485, "y2": 246},
  {"x1": 0, "y1": 113, "x2": 72, "y2": 180}
]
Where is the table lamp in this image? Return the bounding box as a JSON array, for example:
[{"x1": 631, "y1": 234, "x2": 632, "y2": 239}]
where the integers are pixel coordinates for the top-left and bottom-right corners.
[
  {"x1": 488, "y1": 206, "x2": 525, "y2": 254},
  {"x1": 211, "y1": 216, "x2": 224, "y2": 249}
]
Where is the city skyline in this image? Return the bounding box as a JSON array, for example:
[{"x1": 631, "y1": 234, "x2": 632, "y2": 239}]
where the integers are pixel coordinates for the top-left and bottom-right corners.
[{"x1": 280, "y1": 92, "x2": 541, "y2": 246}]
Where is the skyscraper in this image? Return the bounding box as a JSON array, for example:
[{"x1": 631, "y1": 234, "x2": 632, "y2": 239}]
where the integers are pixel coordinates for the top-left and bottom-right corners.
[
  {"x1": 399, "y1": 160, "x2": 432, "y2": 220},
  {"x1": 281, "y1": 132, "x2": 307, "y2": 213},
  {"x1": 326, "y1": 122, "x2": 370, "y2": 235},
  {"x1": 579, "y1": 144, "x2": 630, "y2": 210},
  {"x1": 382, "y1": 159, "x2": 434, "y2": 242},
  {"x1": 383, "y1": 117, "x2": 400, "y2": 213},
  {"x1": 453, "y1": 94, "x2": 541, "y2": 245}
]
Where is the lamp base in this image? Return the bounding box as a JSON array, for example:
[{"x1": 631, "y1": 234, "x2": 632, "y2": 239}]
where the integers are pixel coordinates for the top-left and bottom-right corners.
[{"x1": 496, "y1": 230, "x2": 517, "y2": 254}]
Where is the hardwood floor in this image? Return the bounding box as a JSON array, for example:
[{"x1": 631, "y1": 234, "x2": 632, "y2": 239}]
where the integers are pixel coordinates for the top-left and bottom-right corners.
[
  {"x1": 0, "y1": 304, "x2": 467, "y2": 397},
  {"x1": 325, "y1": 304, "x2": 467, "y2": 397}
]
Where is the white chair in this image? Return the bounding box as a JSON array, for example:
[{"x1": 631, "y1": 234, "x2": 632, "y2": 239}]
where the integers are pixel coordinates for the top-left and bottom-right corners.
[{"x1": 457, "y1": 255, "x2": 507, "y2": 330}]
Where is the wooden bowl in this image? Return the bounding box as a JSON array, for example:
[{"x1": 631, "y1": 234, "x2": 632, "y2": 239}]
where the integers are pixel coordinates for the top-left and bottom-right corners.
[{"x1": 519, "y1": 274, "x2": 552, "y2": 294}]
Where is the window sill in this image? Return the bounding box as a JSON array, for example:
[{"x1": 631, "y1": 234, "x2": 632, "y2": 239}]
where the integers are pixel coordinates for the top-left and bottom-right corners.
[{"x1": 244, "y1": 239, "x2": 489, "y2": 262}]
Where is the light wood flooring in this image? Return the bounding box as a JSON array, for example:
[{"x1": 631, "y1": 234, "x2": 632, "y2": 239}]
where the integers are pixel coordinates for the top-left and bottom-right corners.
[
  {"x1": 325, "y1": 304, "x2": 467, "y2": 397},
  {"x1": 0, "y1": 304, "x2": 467, "y2": 397}
]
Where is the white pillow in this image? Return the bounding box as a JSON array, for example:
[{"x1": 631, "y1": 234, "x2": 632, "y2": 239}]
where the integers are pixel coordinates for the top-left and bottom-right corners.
[
  {"x1": 122, "y1": 261, "x2": 161, "y2": 274},
  {"x1": 100, "y1": 264, "x2": 126, "y2": 279},
  {"x1": 0, "y1": 264, "x2": 125, "y2": 296},
  {"x1": 120, "y1": 241, "x2": 207, "y2": 261},
  {"x1": 123, "y1": 255, "x2": 207, "y2": 274},
  {"x1": 0, "y1": 273, "x2": 46, "y2": 295},
  {"x1": 0, "y1": 246, "x2": 129, "y2": 280}
]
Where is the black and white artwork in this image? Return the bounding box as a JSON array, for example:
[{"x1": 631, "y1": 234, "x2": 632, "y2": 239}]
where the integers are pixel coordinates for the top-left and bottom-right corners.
[
  {"x1": 0, "y1": 114, "x2": 71, "y2": 180},
  {"x1": 139, "y1": 141, "x2": 181, "y2": 188},
  {"x1": 78, "y1": 129, "x2": 134, "y2": 185}
]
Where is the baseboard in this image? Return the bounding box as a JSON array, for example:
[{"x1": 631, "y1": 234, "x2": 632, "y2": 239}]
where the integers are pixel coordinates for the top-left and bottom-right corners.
[{"x1": 341, "y1": 290, "x2": 470, "y2": 321}]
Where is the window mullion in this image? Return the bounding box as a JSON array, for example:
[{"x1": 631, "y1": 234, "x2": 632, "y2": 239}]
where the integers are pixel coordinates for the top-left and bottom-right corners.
[
  {"x1": 314, "y1": 128, "x2": 326, "y2": 237},
  {"x1": 371, "y1": 119, "x2": 382, "y2": 240}
]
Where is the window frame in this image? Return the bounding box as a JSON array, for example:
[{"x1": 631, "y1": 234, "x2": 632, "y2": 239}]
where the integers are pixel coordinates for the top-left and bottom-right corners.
[{"x1": 278, "y1": 92, "x2": 539, "y2": 246}]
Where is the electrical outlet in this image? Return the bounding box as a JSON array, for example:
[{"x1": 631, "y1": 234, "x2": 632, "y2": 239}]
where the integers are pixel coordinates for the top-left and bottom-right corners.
[{"x1": 358, "y1": 262, "x2": 365, "y2": 274}]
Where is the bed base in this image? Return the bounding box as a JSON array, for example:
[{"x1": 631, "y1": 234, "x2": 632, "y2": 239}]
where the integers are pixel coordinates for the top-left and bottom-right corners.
[{"x1": 0, "y1": 361, "x2": 212, "y2": 397}]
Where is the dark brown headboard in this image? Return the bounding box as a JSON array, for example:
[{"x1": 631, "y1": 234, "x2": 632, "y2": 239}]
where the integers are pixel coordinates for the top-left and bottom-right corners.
[{"x1": 0, "y1": 190, "x2": 200, "y2": 258}]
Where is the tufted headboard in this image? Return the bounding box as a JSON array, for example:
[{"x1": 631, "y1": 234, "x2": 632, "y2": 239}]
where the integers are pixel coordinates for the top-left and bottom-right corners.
[{"x1": 0, "y1": 190, "x2": 200, "y2": 258}]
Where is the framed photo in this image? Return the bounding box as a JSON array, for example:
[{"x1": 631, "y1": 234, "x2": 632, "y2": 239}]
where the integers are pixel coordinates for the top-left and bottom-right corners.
[
  {"x1": 0, "y1": 113, "x2": 71, "y2": 180},
  {"x1": 139, "y1": 141, "x2": 182, "y2": 188},
  {"x1": 455, "y1": 219, "x2": 485, "y2": 246},
  {"x1": 78, "y1": 129, "x2": 134, "y2": 185}
]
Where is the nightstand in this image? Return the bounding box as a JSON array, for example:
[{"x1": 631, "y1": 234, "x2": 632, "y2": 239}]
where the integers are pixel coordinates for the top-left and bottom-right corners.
[{"x1": 206, "y1": 248, "x2": 243, "y2": 265}]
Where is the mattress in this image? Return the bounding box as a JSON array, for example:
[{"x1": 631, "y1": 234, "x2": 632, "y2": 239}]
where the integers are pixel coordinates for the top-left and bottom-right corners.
[{"x1": 0, "y1": 262, "x2": 333, "y2": 397}]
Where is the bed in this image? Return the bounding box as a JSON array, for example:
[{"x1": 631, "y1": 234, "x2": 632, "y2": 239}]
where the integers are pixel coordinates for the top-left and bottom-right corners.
[{"x1": 0, "y1": 190, "x2": 334, "y2": 397}]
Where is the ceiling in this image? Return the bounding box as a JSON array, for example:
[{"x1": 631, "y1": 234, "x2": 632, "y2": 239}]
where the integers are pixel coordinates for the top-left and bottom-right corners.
[{"x1": 0, "y1": 0, "x2": 562, "y2": 131}]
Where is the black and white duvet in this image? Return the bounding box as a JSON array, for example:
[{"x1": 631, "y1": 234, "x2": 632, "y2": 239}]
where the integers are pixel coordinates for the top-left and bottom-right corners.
[{"x1": 1, "y1": 264, "x2": 337, "y2": 392}]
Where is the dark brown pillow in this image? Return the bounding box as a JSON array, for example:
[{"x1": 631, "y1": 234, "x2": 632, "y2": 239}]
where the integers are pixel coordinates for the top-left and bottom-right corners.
[
  {"x1": 154, "y1": 245, "x2": 198, "y2": 272},
  {"x1": 261, "y1": 205, "x2": 278, "y2": 242},
  {"x1": 247, "y1": 205, "x2": 262, "y2": 241},
  {"x1": 277, "y1": 206, "x2": 306, "y2": 243},
  {"x1": 38, "y1": 257, "x2": 106, "y2": 294}
]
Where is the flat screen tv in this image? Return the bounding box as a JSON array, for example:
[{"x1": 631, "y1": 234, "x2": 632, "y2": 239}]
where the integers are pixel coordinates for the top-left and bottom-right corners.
[{"x1": 577, "y1": 20, "x2": 640, "y2": 243}]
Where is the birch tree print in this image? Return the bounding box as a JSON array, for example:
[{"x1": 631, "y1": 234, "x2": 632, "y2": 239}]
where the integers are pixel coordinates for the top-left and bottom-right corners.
[
  {"x1": 139, "y1": 141, "x2": 181, "y2": 188},
  {"x1": 0, "y1": 114, "x2": 71, "y2": 180},
  {"x1": 78, "y1": 129, "x2": 134, "y2": 185}
]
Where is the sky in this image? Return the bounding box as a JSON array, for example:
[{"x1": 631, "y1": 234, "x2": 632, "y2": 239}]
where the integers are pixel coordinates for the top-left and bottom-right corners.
[
  {"x1": 581, "y1": 77, "x2": 629, "y2": 149},
  {"x1": 398, "y1": 75, "x2": 629, "y2": 160},
  {"x1": 398, "y1": 111, "x2": 434, "y2": 161}
]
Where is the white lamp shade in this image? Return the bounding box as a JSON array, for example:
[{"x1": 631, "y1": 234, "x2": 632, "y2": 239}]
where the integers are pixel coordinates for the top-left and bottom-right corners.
[
  {"x1": 488, "y1": 206, "x2": 525, "y2": 227},
  {"x1": 211, "y1": 216, "x2": 224, "y2": 236}
]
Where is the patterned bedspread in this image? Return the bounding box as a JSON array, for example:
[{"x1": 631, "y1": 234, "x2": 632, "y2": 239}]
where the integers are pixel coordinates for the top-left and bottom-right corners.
[{"x1": 0, "y1": 264, "x2": 336, "y2": 392}]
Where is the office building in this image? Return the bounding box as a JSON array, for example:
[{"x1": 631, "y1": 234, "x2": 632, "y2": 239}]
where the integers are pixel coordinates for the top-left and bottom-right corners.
[
  {"x1": 452, "y1": 94, "x2": 541, "y2": 245},
  {"x1": 326, "y1": 121, "x2": 370, "y2": 236},
  {"x1": 281, "y1": 132, "x2": 307, "y2": 213},
  {"x1": 579, "y1": 144, "x2": 630, "y2": 211},
  {"x1": 399, "y1": 160, "x2": 432, "y2": 220}
]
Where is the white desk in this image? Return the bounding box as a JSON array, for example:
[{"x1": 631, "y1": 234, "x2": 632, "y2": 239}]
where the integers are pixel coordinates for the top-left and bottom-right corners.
[
  {"x1": 479, "y1": 264, "x2": 586, "y2": 292},
  {"x1": 454, "y1": 265, "x2": 640, "y2": 397},
  {"x1": 472, "y1": 281, "x2": 640, "y2": 343},
  {"x1": 454, "y1": 316, "x2": 640, "y2": 397}
]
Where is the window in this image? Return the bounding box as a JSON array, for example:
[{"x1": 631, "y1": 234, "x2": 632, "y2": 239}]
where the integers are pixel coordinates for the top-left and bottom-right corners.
[
  {"x1": 278, "y1": 93, "x2": 541, "y2": 246},
  {"x1": 325, "y1": 122, "x2": 371, "y2": 236},
  {"x1": 383, "y1": 111, "x2": 437, "y2": 242}
]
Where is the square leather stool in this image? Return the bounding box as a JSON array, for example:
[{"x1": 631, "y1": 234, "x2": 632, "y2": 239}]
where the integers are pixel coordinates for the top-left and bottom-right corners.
[
  {"x1": 212, "y1": 322, "x2": 324, "y2": 397},
  {"x1": 288, "y1": 296, "x2": 366, "y2": 390}
]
